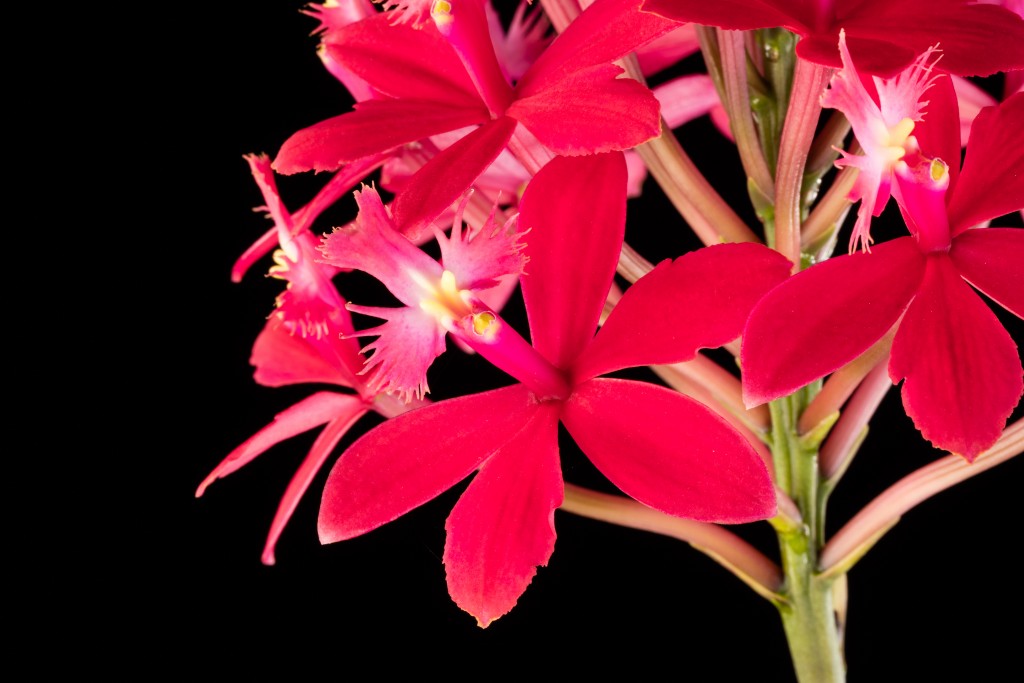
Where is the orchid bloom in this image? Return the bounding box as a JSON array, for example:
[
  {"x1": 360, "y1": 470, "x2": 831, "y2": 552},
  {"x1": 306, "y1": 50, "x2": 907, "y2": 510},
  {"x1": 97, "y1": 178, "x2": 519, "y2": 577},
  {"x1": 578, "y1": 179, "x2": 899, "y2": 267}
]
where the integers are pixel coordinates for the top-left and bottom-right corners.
[
  {"x1": 641, "y1": 0, "x2": 1024, "y2": 77},
  {"x1": 742, "y1": 90, "x2": 1024, "y2": 461},
  {"x1": 318, "y1": 185, "x2": 527, "y2": 403},
  {"x1": 821, "y1": 29, "x2": 942, "y2": 253},
  {"x1": 316, "y1": 152, "x2": 791, "y2": 627},
  {"x1": 197, "y1": 155, "x2": 421, "y2": 565},
  {"x1": 274, "y1": 0, "x2": 679, "y2": 230}
]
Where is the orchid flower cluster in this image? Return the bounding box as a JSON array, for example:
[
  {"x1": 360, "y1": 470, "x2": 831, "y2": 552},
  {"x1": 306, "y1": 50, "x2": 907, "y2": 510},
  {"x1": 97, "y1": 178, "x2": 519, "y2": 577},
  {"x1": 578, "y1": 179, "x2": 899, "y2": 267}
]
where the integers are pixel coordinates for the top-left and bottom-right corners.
[{"x1": 205, "y1": 0, "x2": 1024, "y2": 679}]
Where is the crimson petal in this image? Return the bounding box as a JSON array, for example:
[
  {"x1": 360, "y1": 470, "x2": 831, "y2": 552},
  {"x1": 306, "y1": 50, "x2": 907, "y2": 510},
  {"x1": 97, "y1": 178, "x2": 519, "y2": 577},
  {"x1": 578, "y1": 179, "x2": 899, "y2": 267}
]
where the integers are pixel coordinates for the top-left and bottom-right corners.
[
  {"x1": 561, "y1": 378, "x2": 776, "y2": 523},
  {"x1": 444, "y1": 403, "x2": 562, "y2": 628},
  {"x1": 317, "y1": 384, "x2": 537, "y2": 542},
  {"x1": 742, "y1": 237, "x2": 925, "y2": 406},
  {"x1": 889, "y1": 255, "x2": 1023, "y2": 461},
  {"x1": 575, "y1": 242, "x2": 791, "y2": 381}
]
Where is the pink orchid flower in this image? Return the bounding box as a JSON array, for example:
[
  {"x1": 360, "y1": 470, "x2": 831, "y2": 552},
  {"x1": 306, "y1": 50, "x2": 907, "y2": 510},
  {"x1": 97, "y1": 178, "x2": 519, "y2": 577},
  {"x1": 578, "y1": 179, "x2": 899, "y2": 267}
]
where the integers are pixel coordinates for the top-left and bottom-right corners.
[
  {"x1": 642, "y1": 0, "x2": 1024, "y2": 77},
  {"x1": 316, "y1": 152, "x2": 791, "y2": 627},
  {"x1": 742, "y1": 90, "x2": 1024, "y2": 461},
  {"x1": 317, "y1": 185, "x2": 528, "y2": 403},
  {"x1": 274, "y1": 0, "x2": 679, "y2": 230},
  {"x1": 821, "y1": 29, "x2": 942, "y2": 253},
  {"x1": 198, "y1": 155, "x2": 422, "y2": 565}
]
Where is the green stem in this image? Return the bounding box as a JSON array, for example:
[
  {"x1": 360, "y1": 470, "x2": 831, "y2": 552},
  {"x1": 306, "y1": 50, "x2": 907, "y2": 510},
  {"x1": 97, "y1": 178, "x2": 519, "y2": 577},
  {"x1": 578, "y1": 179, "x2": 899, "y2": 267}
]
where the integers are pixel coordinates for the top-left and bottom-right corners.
[{"x1": 771, "y1": 395, "x2": 846, "y2": 682}]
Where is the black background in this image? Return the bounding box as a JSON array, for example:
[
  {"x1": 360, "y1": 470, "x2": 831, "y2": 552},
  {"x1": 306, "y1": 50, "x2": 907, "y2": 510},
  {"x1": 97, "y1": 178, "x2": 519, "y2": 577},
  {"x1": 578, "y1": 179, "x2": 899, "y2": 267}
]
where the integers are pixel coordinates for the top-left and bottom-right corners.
[{"x1": 180, "y1": 4, "x2": 1023, "y2": 678}]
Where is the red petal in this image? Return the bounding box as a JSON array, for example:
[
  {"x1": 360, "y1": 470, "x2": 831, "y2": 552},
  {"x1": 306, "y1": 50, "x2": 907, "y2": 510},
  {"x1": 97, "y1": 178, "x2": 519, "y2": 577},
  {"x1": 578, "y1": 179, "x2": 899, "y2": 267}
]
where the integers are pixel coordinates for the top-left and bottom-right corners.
[
  {"x1": 509, "y1": 65, "x2": 663, "y2": 154},
  {"x1": 561, "y1": 378, "x2": 776, "y2": 523},
  {"x1": 197, "y1": 392, "x2": 364, "y2": 496},
  {"x1": 273, "y1": 99, "x2": 488, "y2": 175},
  {"x1": 575, "y1": 243, "x2": 792, "y2": 381},
  {"x1": 250, "y1": 317, "x2": 363, "y2": 389},
  {"x1": 950, "y1": 228, "x2": 1024, "y2": 320},
  {"x1": 324, "y1": 13, "x2": 481, "y2": 104},
  {"x1": 947, "y1": 93, "x2": 1024, "y2": 234},
  {"x1": 742, "y1": 237, "x2": 925, "y2": 406},
  {"x1": 518, "y1": 153, "x2": 627, "y2": 369},
  {"x1": 391, "y1": 117, "x2": 517, "y2": 230},
  {"x1": 889, "y1": 255, "x2": 1023, "y2": 460},
  {"x1": 261, "y1": 404, "x2": 368, "y2": 566},
  {"x1": 518, "y1": 0, "x2": 681, "y2": 96},
  {"x1": 444, "y1": 403, "x2": 562, "y2": 628},
  {"x1": 317, "y1": 384, "x2": 538, "y2": 542},
  {"x1": 640, "y1": 0, "x2": 802, "y2": 33}
]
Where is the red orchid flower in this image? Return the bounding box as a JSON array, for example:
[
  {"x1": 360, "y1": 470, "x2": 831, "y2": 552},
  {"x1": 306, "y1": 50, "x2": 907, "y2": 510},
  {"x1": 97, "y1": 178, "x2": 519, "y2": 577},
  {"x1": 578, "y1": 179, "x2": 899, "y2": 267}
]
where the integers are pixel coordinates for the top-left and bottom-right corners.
[
  {"x1": 197, "y1": 155, "x2": 422, "y2": 565},
  {"x1": 317, "y1": 152, "x2": 791, "y2": 627},
  {"x1": 742, "y1": 90, "x2": 1024, "y2": 461},
  {"x1": 642, "y1": 0, "x2": 1024, "y2": 77},
  {"x1": 274, "y1": 0, "x2": 679, "y2": 230}
]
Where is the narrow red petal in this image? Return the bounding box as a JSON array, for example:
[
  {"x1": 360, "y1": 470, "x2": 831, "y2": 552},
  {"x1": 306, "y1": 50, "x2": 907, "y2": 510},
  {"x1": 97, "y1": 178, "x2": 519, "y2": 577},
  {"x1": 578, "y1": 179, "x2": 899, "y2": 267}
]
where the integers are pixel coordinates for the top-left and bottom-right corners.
[
  {"x1": 518, "y1": 0, "x2": 681, "y2": 96},
  {"x1": 742, "y1": 237, "x2": 925, "y2": 406},
  {"x1": 197, "y1": 392, "x2": 364, "y2": 496},
  {"x1": 950, "y1": 228, "x2": 1024, "y2": 321},
  {"x1": 444, "y1": 403, "x2": 562, "y2": 628},
  {"x1": 518, "y1": 153, "x2": 627, "y2": 369},
  {"x1": 575, "y1": 243, "x2": 792, "y2": 381},
  {"x1": 561, "y1": 378, "x2": 776, "y2": 523},
  {"x1": 947, "y1": 93, "x2": 1024, "y2": 234},
  {"x1": 317, "y1": 384, "x2": 537, "y2": 543},
  {"x1": 889, "y1": 255, "x2": 1023, "y2": 460},
  {"x1": 261, "y1": 404, "x2": 368, "y2": 565},
  {"x1": 273, "y1": 100, "x2": 488, "y2": 175},
  {"x1": 640, "y1": 0, "x2": 800, "y2": 33},
  {"x1": 391, "y1": 117, "x2": 517, "y2": 231}
]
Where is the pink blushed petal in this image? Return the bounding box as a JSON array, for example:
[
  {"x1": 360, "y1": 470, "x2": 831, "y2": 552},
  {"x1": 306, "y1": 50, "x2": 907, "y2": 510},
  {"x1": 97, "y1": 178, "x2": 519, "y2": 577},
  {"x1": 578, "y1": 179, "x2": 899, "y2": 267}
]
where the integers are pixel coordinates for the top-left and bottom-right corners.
[
  {"x1": 251, "y1": 316, "x2": 363, "y2": 390},
  {"x1": 517, "y1": 0, "x2": 681, "y2": 97},
  {"x1": 575, "y1": 243, "x2": 791, "y2": 382},
  {"x1": 561, "y1": 378, "x2": 776, "y2": 523},
  {"x1": 317, "y1": 384, "x2": 538, "y2": 543},
  {"x1": 655, "y1": 74, "x2": 722, "y2": 130},
  {"x1": 438, "y1": 207, "x2": 528, "y2": 291},
  {"x1": 346, "y1": 304, "x2": 448, "y2": 404},
  {"x1": 197, "y1": 392, "x2": 365, "y2": 496},
  {"x1": 889, "y1": 255, "x2": 1023, "y2": 460},
  {"x1": 320, "y1": 185, "x2": 443, "y2": 307},
  {"x1": 273, "y1": 99, "x2": 489, "y2": 175},
  {"x1": 262, "y1": 402, "x2": 369, "y2": 566},
  {"x1": 509, "y1": 65, "x2": 663, "y2": 155},
  {"x1": 947, "y1": 93, "x2": 1024, "y2": 234},
  {"x1": 635, "y1": 23, "x2": 701, "y2": 76},
  {"x1": 742, "y1": 237, "x2": 925, "y2": 406},
  {"x1": 950, "y1": 228, "x2": 1024, "y2": 319},
  {"x1": 324, "y1": 13, "x2": 481, "y2": 103},
  {"x1": 444, "y1": 402, "x2": 562, "y2": 628},
  {"x1": 392, "y1": 117, "x2": 517, "y2": 231},
  {"x1": 518, "y1": 153, "x2": 627, "y2": 369}
]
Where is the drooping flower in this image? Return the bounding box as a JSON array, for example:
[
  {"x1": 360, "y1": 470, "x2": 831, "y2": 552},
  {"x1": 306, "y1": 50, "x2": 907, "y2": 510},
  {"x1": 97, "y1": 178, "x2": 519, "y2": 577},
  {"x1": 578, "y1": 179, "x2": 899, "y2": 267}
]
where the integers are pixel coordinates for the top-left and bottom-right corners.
[
  {"x1": 641, "y1": 0, "x2": 1024, "y2": 77},
  {"x1": 318, "y1": 185, "x2": 528, "y2": 403},
  {"x1": 274, "y1": 0, "x2": 680, "y2": 230},
  {"x1": 197, "y1": 155, "x2": 422, "y2": 565},
  {"x1": 742, "y1": 91, "x2": 1024, "y2": 461},
  {"x1": 821, "y1": 29, "x2": 942, "y2": 253},
  {"x1": 317, "y1": 152, "x2": 792, "y2": 626}
]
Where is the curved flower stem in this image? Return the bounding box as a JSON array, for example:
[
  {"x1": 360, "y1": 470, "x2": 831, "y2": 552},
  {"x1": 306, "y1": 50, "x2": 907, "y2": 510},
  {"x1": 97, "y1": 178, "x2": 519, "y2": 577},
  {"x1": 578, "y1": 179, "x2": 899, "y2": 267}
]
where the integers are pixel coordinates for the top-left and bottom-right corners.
[
  {"x1": 818, "y1": 360, "x2": 893, "y2": 484},
  {"x1": 657, "y1": 354, "x2": 770, "y2": 432},
  {"x1": 799, "y1": 329, "x2": 895, "y2": 437},
  {"x1": 617, "y1": 241, "x2": 655, "y2": 284},
  {"x1": 802, "y1": 167, "x2": 857, "y2": 257},
  {"x1": 819, "y1": 418, "x2": 1024, "y2": 578},
  {"x1": 805, "y1": 110, "x2": 850, "y2": 179},
  {"x1": 775, "y1": 59, "x2": 831, "y2": 267},
  {"x1": 714, "y1": 28, "x2": 776, "y2": 200},
  {"x1": 561, "y1": 483, "x2": 784, "y2": 602}
]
